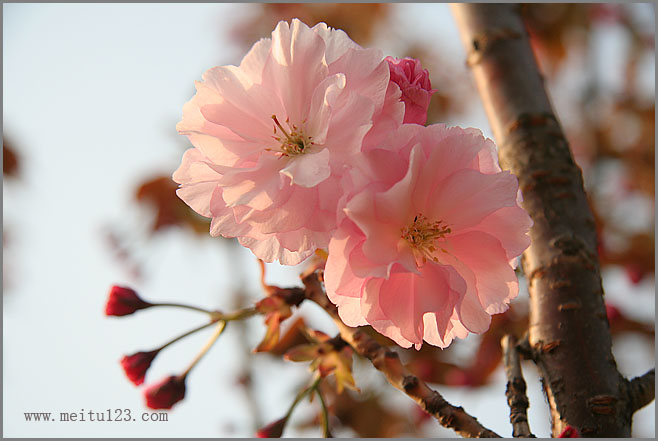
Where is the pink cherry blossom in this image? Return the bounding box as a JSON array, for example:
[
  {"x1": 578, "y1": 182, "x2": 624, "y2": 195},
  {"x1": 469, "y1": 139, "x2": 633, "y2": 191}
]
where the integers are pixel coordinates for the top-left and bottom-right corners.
[
  {"x1": 385, "y1": 57, "x2": 436, "y2": 125},
  {"x1": 174, "y1": 19, "x2": 401, "y2": 265},
  {"x1": 324, "y1": 124, "x2": 532, "y2": 349}
]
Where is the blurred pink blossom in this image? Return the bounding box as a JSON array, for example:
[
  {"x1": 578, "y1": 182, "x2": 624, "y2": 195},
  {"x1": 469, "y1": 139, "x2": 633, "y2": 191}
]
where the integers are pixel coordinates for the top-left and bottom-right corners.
[
  {"x1": 385, "y1": 56, "x2": 436, "y2": 125},
  {"x1": 174, "y1": 19, "x2": 401, "y2": 264},
  {"x1": 324, "y1": 124, "x2": 531, "y2": 349}
]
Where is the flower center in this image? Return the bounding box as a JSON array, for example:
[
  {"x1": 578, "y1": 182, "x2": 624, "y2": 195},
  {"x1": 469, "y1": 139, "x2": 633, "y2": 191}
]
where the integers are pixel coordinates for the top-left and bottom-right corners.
[
  {"x1": 401, "y1": 214, "x2": 451, "y2": 265},
  {"x1": 271, "y1": 115, "x2": 313, "y2": 156}
]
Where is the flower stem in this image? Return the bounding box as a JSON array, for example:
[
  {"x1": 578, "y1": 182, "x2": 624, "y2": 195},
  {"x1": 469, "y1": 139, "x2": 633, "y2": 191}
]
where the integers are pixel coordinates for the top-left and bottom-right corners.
[
  {"x1": 150, "y1": 302, "x2": 215, "y2": 314},
  {"x1": 181, "y1": 320, "x2": 227, "y2": 379},
  {"x1": 215, "y1": 307, "x2": 257, "y2": 322},
  {"x1": 315, "y1": 383, "x2": 332, "y2": 437},
  {"x1": 285, "y1": 375, "x2": 322, "y2": 420},
  {"x1": 157, "y1": 320, "x2": 219, "y2": 352},
  {"x1": 150, "y1": 302, "x2": 257, "y2": 322}
]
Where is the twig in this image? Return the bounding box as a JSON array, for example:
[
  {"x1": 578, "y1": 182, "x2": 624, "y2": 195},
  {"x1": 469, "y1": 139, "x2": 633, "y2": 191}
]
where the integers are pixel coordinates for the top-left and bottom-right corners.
[
  {"x1": 627, "y1": 368, "x2": 655, "y2": 414},
  {"x1": 501, "y1": 335, "x2": 534, "y2": 438},
  {"x1": 301, "y1": 271, "x2": 500, "y2": 438},
  {"x1": 315, "y1": 381, "x2": 333, "y2": 437}
]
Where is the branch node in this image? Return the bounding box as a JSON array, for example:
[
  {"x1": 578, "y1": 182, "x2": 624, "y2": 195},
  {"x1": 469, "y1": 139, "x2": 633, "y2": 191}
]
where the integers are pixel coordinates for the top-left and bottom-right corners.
[
  {"x1": 402, "y1": 375, "x2": 419, "y2": 392},
  {"x1": 467, "y1": 27, "x2": 522, "y2": 66},
  {"x1": 506, "y1": 112, "x2": 557, "y2": 134},
  {"x1": 627, "y1": 368, "x2": 655, "y2": 414},
  {"x1": 557, "y1": 301, "x2": 581, "y2": 312},
  {"x1": 502, "y1": 335, "x2": 535, "y2": 438}
]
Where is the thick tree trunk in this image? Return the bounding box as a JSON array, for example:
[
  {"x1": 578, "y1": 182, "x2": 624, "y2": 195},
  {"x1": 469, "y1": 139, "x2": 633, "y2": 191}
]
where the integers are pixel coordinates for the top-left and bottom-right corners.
[{"x1": 451, "y1": 4, "x2": 640, "y2": 437}]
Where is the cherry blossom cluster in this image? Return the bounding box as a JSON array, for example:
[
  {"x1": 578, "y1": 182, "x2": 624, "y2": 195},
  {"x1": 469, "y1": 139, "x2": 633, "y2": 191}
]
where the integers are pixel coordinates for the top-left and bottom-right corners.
[{"x1": 174, "y1": 19, "x2": 531, "y2": 349}]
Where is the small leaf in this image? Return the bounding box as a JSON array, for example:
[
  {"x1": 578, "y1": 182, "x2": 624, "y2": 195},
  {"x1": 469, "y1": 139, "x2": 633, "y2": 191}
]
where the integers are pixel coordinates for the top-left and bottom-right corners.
[
  {"x1": 255, "y1": 312, "x2": 283, "y2": 352},
  {"x1": 284, "y1": 344, "x2": 318, "y2": 362}
]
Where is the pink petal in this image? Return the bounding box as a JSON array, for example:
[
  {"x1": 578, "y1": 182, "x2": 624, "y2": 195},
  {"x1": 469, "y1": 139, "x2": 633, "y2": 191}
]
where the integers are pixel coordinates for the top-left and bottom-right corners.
[
  {"x1": 279, "y1": 148, "x2": 331, "y2": 188},
  {"x1": 176, "y1": 183, "x2": 217, "y2": 218},
  {"x1": 265, "y1": 20, "x2": 328, "y2": 123},
  {"x1": 466, "y1": 206, "x2": 532, "y2": 261},
  {"x1": 310, "y1": 21, "x2": 361, "y2": 64},
  {"x1": 325, "y1": 228, "x2": 370, "y2": 327},
  {"x1": 428, "y1": 169, "x2": 520, "y2": 231},
  {"x1": 306, "y1": 73, "x2": 347, "y2": 144},
  {"x1": 219, "y1": 155, "x2": 284, "y2": 210},
  {"x1": 361, "y1": 263, "x2": 464, "y2": 348},
  {"x1": 329, "y1": 47, "x2": 389, "y2": 114},
  {"x1": 325, "y1": 224, "x2": 368, "y2": 297},
  {"x1": 344, "y1": 190, "x2": 401, "y2": 267},
  {"x1": 276, "y1": 228, "x2": 329, "y2": 254},
  {"x1": 239, "y1": 38, "x2": 272, "y2": 82},
  {"x1": 243, "y1": 184, "x2": 317, "y2": 234},
  {"x1": 361, "y1": 277, "x2": 415, "y2": 348},
  {"x1": 454, "y1": 283, "x2": 492, "y2": 335},
  {"x1": 238, "y1": 234, "x2": 315, "y2": 265},
  {"x1": 447, "y1": 231, "x2": 519, "y2": 314},
  {"x1": 172, "y1": 148, "x2": 220, "y2": 185},
  {"x1": 324, "y1": 91, "x2": 375, "y2": 160},
  {"x1": 372, "y1": 142, "x2": 424, "y2": 227}
]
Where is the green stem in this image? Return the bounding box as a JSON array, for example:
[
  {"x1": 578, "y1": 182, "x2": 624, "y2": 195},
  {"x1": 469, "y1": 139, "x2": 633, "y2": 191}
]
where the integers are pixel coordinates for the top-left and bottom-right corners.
[
  {"x1": 216, "y1": 307, "x2": 258, "y2": 321},
  {"x1": 181, "y1": 320, "x2": 227, "y2": 378},
  {"x1": 284, "y1": 376, "x2": 322, "y2": 420},
  {"x1": 156, "y1": 320, "x2": 218, "y2": 352},
  {"x1": 150, "y1": 303, "x2": 258, "y2": 322},
  {"x1": 315, "y1": 383, "x2": 332, "y2": 438},
  {"x1": 150, "y1": 302, "x2": 215, "y2": 314}
]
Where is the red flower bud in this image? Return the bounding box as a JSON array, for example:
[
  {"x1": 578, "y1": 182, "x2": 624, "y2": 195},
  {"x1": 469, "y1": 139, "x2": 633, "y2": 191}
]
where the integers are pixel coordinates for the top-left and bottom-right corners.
[
  {"x1": 143, "y1": 375, "x2": 186, "y2": 410},
  {"x1": 105, "y1": 286, "x2": 152, "y2": 316},
  {"x1": 256, "y1": 416, "x2": 288, "y2": 438},
  {"x1": 558, "y1": 426, "x2": 579, "y2": 438},
  {"x1": 121, "y1": 350, "x2": 159, "y2": 386}
]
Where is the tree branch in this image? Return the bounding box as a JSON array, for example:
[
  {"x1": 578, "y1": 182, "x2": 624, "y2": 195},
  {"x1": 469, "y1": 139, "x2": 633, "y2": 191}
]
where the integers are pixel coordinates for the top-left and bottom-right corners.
[
  {"x1": 627, "y1": 369, "x2": 655, "y2": 414},
  {"x1": 301, "y1": 271, "x2": 500, "y2": 438},
  {"x1": 451, "y1": 4, "x2": 630, "y2": 437},
  {"x1": 501, "y1": 335, "x2": 534, "y2": 438}
]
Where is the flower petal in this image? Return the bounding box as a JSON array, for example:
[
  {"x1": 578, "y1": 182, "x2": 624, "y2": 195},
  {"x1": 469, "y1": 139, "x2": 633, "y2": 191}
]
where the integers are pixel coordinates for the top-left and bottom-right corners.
[
  {"x1": 280, "y1": 148, "x2": 331, "y2": 188},
  {"x1": 428, "y1": 169, "x2": 520, "y2": 231},
  {"x1": 447, "y1": 230, "x2": 519, "y2": 314}
]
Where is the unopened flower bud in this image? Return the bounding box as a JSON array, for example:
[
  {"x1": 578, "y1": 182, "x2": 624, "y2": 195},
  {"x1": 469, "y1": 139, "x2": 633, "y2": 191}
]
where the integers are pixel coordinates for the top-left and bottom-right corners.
[
  {"x1": 385, "y1": 56, "x2": 436, "y2": 125},
  {"x1": 256, "y1": 416, "x2": 288, "y2": 438},
  {"x1": 121, "y1": 350, "x2": 159, "y2": 386},
  {"x1": 105, "y1": 286, "x2": 152, "y2": 316},
  {"x1": 143, "y1": 375, "x2": 186, "y2": 410}
]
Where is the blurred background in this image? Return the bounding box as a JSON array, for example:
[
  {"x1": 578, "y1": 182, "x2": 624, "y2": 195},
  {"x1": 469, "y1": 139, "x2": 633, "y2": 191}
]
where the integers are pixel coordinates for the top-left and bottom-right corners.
[{"x1": 3, "y1": 3, "x2": 654, "y2": 437}]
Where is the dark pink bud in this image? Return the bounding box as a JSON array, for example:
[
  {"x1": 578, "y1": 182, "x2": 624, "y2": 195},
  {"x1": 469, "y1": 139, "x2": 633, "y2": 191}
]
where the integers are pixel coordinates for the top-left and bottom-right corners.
[
  {"x1": 105, "y1": 285, "x2": 152, "y2": 316},
  {"x1": 385, "y1": 56, "x2": 436, "y2": 125},
  {"x1": 143, "y1": 375, "x2": 186, "y2": 410},
  {"x1": 256, "y1": 416, "x2": 288, "y2": 438},
  {"x1": 558, "y1": 426, "x2": 579, "y2": 438},
  {"x1": 121, "y1": 350, "x2": 159, "y2": 386}
]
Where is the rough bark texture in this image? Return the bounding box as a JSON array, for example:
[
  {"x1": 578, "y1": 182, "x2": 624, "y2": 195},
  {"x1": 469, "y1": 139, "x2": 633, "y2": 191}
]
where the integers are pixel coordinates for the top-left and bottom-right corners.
[{"x1": 451, "y1": 4, "x2": 648, "y2": 437}]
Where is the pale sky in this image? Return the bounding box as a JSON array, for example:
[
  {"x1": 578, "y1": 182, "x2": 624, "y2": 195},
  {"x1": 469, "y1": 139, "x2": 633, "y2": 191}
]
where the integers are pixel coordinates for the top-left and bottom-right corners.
[{"x1": 3, "y1": 3, "x2": 654, "y2": 438}]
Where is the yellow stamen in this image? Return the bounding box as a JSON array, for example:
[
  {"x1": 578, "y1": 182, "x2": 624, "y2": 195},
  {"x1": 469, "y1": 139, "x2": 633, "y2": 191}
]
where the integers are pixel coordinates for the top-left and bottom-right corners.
[
  {"x1": 401, "y1": 214, "x2": 451, "y2": 266},
  {"x1": 271, "y1": 115, "x2": 313, "y2": 156}
]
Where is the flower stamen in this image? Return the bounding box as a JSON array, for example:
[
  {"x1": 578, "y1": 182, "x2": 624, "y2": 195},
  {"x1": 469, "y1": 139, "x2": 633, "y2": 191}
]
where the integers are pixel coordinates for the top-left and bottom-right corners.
[
  {"x1": 401, "y1": 214, "x2": 451, "y2": 266},
  {"x1": 271, "y1": 115, "x2": 313, "y2": 156}
]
